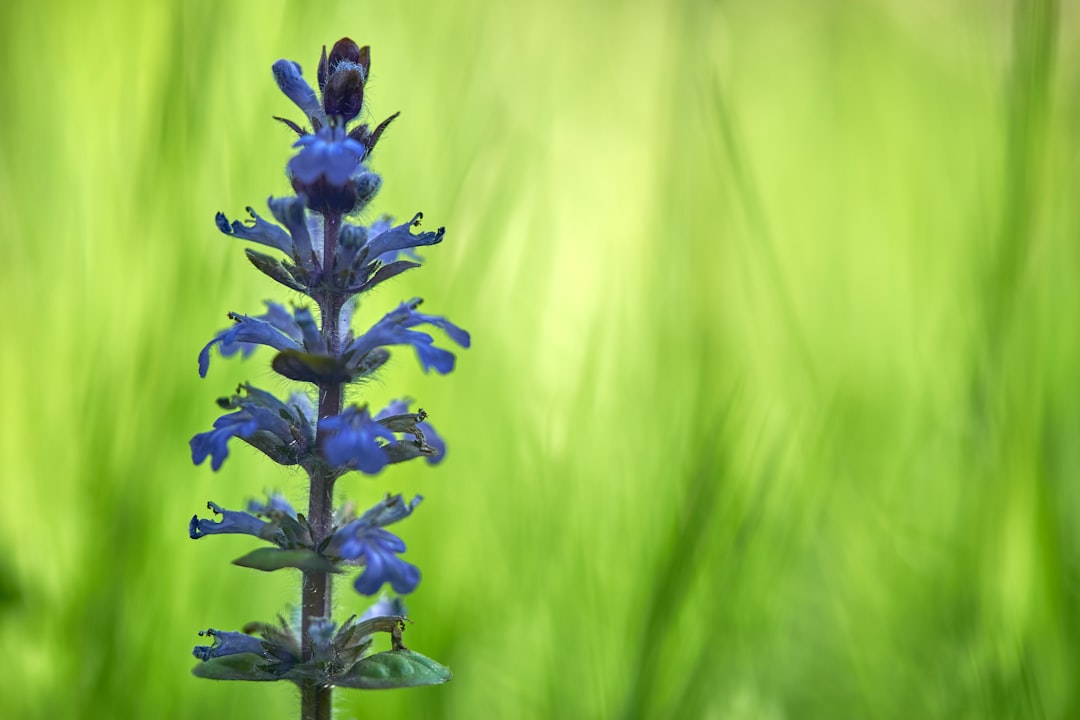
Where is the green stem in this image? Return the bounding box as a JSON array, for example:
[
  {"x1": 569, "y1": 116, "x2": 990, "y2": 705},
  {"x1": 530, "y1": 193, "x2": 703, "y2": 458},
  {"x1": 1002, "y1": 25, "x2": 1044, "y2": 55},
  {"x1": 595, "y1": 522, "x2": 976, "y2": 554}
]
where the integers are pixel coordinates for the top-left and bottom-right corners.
[{"x1": 301, "y1": 212, "x2": 344, "y2": 720}]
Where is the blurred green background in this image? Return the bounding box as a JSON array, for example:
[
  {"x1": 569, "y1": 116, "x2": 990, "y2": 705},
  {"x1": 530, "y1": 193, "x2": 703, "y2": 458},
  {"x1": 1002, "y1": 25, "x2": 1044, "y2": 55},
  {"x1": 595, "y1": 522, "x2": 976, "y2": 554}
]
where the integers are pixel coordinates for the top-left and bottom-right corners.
[{"x1": 1, "y1": 0, "x2": 1078, "y2": 717}]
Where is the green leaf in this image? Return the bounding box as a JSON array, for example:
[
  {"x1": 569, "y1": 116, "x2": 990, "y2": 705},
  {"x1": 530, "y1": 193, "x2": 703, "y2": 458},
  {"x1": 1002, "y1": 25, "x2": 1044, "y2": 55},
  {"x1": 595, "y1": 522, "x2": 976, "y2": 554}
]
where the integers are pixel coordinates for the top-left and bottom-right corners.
[
  {"x1": 272, "y1": 349, "x2": 352, "y2": 384},
  {"x1": 334, "y1": 650, "x2": 452, "y2": 690},
  {"x1": 232, "y1": 548, "x2": 341, "y2": 573},
  {"x1": 245, "y1": 249, "x2": 307, "y2": 292},
  {"x1": 192, "y1": 653, "x2": 279, "y2": 682}
]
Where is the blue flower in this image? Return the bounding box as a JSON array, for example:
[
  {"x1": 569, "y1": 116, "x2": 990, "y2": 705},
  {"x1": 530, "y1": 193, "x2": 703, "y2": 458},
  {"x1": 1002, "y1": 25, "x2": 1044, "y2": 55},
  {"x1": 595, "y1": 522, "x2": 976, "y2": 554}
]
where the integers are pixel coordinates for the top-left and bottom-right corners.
[
  {"x1": 215, "y1": 205, "x2": 294, "y2": 254},
  {"x1": 343, "y1": 298, "x2": 470, "y2": 375},
  {"x1": 327, "y1": 495, "x2": 423, "y2": 595},
  {"x1": 321, "y1": 406, "x2": 397, "y2": 474},
  {"x1": 193, "y1": 628, "x2": 266, "y2": 661},
  {"x1": 190, "y1": 492, "x2": 311, "y2": 549},
  {"x1": 364, "y1": 214, "x2": 444, "y2": 263},
  {"x1": 189, "y1": 501, "x2": 274, "y2": 540},
  {"x1": 190, "y1": 411, "x2": 271, "y2": 472},
  {"x1": 198, "y1": 298, "x2": 467, "y2": 384},
  {"x1": 321, "y1": 401, "x2": 446, "y2": 473},
  {"x1": 216, "y1": 197, "x2": 322, "y2": 285},
  {"x1": 199, "y1": 310, "x2": 300, "y2": 378},
  {"x1": 349, "y1": 530, "x2": 421, "y2": 595},
  {"x1": 287, "y1": 126, "x2": 376, "y2": 214},
  {"x1": 213, "y1": 302, "x2": 295, "y2": 359},
  {"x1": 199, "y1": 303, "x2": 326, "y2": 377},
  {"x1": 290, "y1": 126, "x2": 366, "y2": 186},
  {"x1": 190, "y1": 385, "x2": 314, "y2": 471},
  {"x1": 333, "y1": 214, "x2": 444, "y2": 295}
]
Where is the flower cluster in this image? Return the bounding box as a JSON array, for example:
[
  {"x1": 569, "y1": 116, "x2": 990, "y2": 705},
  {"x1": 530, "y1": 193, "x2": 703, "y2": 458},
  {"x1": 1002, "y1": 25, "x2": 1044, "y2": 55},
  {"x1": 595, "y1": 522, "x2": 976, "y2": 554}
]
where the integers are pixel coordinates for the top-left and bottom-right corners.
[{"x1": 187, "y1": 37, "x2": 460, "y2": 705}]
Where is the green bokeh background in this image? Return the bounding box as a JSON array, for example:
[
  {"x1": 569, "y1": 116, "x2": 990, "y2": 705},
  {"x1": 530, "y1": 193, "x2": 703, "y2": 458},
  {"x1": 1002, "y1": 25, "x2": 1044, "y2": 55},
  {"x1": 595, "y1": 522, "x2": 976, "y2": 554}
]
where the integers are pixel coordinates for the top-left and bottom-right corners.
[{"x1": 2, "y1": 0, "x2": 1078, "y2": 717}]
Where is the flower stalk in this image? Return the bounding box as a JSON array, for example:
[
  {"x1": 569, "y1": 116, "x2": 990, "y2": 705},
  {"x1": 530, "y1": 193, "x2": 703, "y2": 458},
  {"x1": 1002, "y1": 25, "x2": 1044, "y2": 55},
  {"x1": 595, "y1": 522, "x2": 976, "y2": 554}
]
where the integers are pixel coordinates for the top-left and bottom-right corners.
[
  {"x1": 304, "y1": 211, "x2": 343, "y2": 719},
  {"x1": 186, "y1": 38, "x2": 463, "y2": 719}
]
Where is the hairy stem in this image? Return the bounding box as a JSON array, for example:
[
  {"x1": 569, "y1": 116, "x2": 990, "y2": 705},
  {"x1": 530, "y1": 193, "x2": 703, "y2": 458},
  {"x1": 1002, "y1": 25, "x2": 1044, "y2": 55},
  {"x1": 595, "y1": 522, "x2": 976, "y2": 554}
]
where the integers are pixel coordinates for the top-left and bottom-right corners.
[{"x1": 302, "y1": 212, "x2": 344, "y2": 720}]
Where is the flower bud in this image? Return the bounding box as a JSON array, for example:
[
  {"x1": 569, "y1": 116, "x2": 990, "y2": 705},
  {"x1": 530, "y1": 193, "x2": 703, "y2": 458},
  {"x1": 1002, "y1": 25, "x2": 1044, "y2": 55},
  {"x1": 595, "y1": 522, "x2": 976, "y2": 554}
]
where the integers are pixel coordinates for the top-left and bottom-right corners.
[
  {"x1": 322, "y1": 38, "x2": 370, "y2": 123},
  {"x1": 324, "y1": 66, "x2": 364, "y2": 121},
  {"x1": 353, "y1": 171, "x2": 382, "y2": 211},
  {"x1": 328, "y1": 38, "x2": 366, "y2": 74}
]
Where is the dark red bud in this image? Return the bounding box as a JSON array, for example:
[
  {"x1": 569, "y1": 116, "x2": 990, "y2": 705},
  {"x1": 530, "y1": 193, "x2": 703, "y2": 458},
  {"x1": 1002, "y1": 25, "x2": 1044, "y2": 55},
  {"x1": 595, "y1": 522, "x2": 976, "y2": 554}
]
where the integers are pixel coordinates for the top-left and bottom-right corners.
[
  {"x1": 323, "y1": 67, "x2": 364, "y2": 121},
  {"x1": 328, "y1": 38, "x2": 361, "y2": 70}
]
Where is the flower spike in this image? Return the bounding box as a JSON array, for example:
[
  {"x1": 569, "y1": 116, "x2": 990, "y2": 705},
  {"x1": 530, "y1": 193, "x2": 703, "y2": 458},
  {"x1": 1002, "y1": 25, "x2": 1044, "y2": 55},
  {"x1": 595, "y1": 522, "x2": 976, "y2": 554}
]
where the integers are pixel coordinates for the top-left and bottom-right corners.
[{"x1": 189, "y1": 36, "x2": 464, "y2": 705}]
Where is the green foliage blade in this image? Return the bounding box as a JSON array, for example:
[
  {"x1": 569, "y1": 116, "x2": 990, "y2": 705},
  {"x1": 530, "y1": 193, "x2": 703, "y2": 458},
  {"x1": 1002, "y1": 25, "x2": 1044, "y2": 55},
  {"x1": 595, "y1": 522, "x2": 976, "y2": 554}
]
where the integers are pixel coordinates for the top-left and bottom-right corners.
[
  {"x1": 272, "y1": 349, "x2": 352, "y2": 384},
  {"x1": 231, "y1": 548, "x2": 340, "y2": 573},
  {"x1": 333, "y1": 650, "x2": 452, "y2": 690},
  {"x1": 244, "y1": 249, "x2": 307, "y2": 292}
]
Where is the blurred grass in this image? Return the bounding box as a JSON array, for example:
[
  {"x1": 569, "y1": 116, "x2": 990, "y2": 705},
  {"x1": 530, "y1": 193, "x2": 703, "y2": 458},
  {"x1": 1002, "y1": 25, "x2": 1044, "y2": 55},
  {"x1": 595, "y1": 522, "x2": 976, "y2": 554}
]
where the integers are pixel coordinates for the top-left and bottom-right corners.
[{"x1": 1, "y1": 0, "x2": 1079, "y2": 717}]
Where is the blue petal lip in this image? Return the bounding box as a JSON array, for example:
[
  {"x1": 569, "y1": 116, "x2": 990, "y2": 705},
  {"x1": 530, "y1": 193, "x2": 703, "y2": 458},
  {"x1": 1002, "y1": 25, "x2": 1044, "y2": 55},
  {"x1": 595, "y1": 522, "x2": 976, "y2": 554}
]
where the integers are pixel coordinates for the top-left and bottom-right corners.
[
  {"x1": 338, "y1": 529, "x2": 406, "y2": 560},
  {"x1": 348, "y1": 530, "x2": 422, "y2": 596},
  {"x1": 354, "y1": 548, "x2": 421, "y2": 595},
  {"x1": 289, "y1": 127, "x2": 367, "y2": 186},
  {"x1": 190, "y1": 414, "x2": 260, "y2": 471},
  {"x1": 190, "y1": 406, "x2": 291, "y2": 471},
  {"x1": 343, "y1": 301, "x2": 468, "y2": 376},
  {"x1": 415, "y1": 343, "x2": 455, "y2": 374},
  {"x1": 327, "y1": 496, "x2": 423, "y2": 595},
  {"x1": 192, "y1": 385, "x2": 314, "y2": 471},
  {"x1": 416, "y1": 312, "x2": 471, "y2": 348}
]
